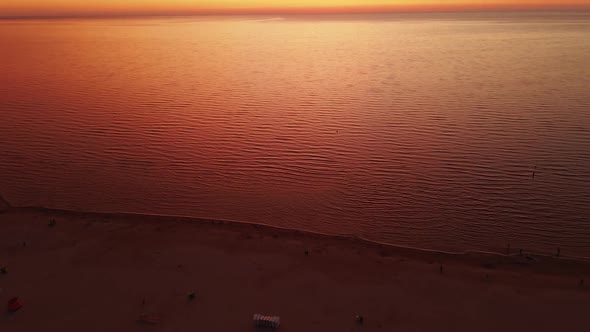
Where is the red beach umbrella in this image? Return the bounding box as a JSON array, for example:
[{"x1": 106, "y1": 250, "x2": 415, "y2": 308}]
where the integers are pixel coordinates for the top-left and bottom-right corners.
[{"x1": 7, "y1": 297, "x2": 22, "y2": 312}]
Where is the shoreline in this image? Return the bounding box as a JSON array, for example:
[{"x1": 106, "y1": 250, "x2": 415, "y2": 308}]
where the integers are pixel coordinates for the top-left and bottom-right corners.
[
  {"x1": 6, "y1": 204, "x2": 590, "y2": 274},
  {"x1": 3, "y1": 193, "x2": 588, "y2": 264}
]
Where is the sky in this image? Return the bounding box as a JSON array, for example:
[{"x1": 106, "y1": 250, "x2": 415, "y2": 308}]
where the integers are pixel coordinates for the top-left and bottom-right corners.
[{"x1": 1, "y1": 0, "x2": 589, "y2": 16}]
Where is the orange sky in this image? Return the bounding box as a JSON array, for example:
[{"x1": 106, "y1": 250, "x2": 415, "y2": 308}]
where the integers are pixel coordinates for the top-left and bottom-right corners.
[{"x1": 1, "y1": 0, "x2": 589, "y2": 16}]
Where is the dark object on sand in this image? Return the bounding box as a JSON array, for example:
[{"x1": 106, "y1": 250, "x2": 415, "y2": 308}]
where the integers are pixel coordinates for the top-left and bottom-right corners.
[
  {"x1": 253, "y1": 313, "x2": 280, "y2": 329},
  {"x1": 556, "y1": 247, "x2": 561, "y2": 257},
  {"x1": 304, "y1": 250, "x2": 309, "y2": 256},
  {"x1": 7, "y1": 297, "x2": 22, "y2": 312},
  {"x1": 48, "y1": 219, "x2": 57, "y2": 227},
  {"x1": 355, "y1": 314, "x2": 364, "y2": 324},
  {"x1": 482, "y1": 263, "x2": 496, "y2": 269},
  {"x1": 1, "y1": 267, "x2": 6, "y2": 274},
  {"x1": 580, "y1": 279, "x2": 584, "y2": 287},
  {"x1": 138, "y1": 314, "x2": 161, "y2": 324},
  {"x1": 519, "y1": 249, "x2": 523, "y2": 256},
  {"x1": 439, "y1": 265, "x2": 444, "y2": 274},
  {"x1": 188, "y1": 292, "x2": 196, "y2": 300}
]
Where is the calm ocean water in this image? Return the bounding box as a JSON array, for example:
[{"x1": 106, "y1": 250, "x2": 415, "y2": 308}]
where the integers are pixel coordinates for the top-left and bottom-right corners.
[{"x1": 1, "y1": 12, "x2": 589, "y2": 258}]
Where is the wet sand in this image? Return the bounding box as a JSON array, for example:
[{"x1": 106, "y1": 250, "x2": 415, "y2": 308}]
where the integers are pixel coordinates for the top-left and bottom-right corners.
[{"x1": 1, "y1": 205, "x2": 589, "y2": 332}]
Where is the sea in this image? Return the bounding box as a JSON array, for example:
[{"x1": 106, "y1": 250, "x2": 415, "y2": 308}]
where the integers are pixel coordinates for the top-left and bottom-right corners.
[{"x1": 1, "y1": 11, "x2": 589, "y2": 258}]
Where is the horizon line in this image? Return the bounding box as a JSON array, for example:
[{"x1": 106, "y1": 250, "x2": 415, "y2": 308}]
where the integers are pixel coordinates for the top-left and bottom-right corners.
[{"x1": 1, "y1": 7, "x2": 589, "y2": 20}]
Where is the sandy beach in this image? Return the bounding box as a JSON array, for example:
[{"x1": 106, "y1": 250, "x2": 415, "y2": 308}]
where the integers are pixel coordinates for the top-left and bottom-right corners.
[{"x1": 1, "y1": 203, "x2": 589, "y2": 332}]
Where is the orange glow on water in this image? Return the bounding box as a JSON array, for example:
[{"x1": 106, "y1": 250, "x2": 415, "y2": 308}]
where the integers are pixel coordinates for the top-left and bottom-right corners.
[{"x1": 1, "y1": 0, "x2": 590, "y2": 16}]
